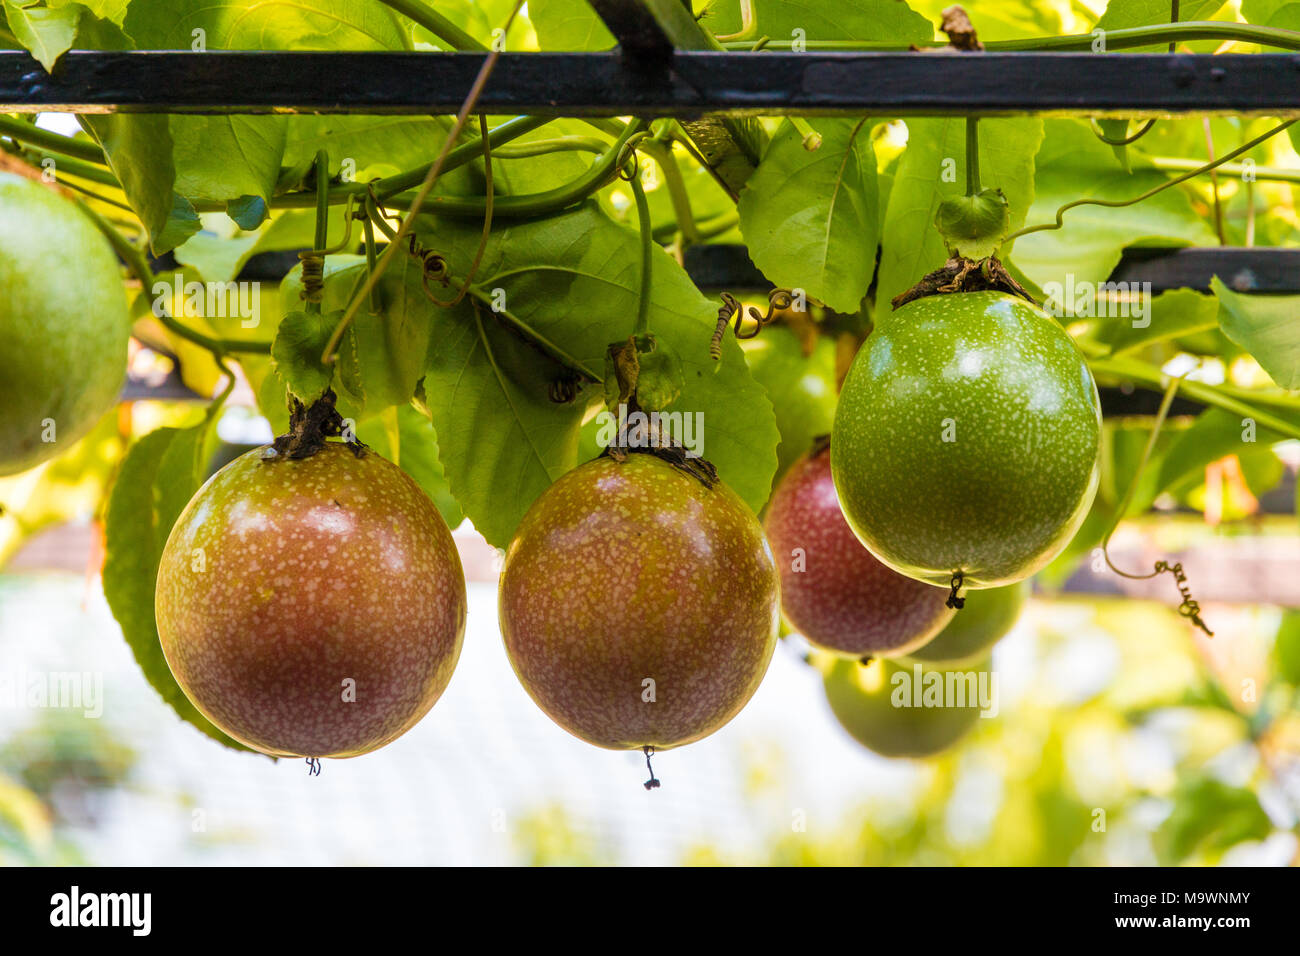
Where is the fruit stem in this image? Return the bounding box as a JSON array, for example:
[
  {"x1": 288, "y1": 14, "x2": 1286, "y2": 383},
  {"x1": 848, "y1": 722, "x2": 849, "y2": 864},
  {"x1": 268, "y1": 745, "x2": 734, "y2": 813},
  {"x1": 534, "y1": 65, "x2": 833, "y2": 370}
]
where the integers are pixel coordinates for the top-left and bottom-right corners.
[
  {"x1": 965, "y1": 117, "x2": 980, "y2": 196},
  {"x1": 305, "y1": 149, "x2": 331, "y2": 317},
  {"x1": 946, "y1": 572, "x2": 966, "y2": 610},
  {"x1": 642, "y1": 746, "x2": 661, "y2": 791},
  {"x1": 630, "y1": 165, "x2": 654, "y2": 338}
]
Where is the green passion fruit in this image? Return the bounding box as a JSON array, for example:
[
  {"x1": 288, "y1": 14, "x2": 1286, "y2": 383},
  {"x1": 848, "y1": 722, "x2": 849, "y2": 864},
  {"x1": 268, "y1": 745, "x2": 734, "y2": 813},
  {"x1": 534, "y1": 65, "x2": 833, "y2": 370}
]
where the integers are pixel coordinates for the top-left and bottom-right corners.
[
  {"x1": 831, "y1": 291, "x2": 1101, "y2": 588},
  {"x1": 498, "y1": 453, "x2": 779, "y2": 751},
  {"x1": 906, "y1": 579, "x2": 1029, "y2": 666},
  {"x1": 0, "y1": 173, "x2": 131, "y2": 476},
  {"x1": 822, "y1": 654, "x2": 993, "y2": 759}
]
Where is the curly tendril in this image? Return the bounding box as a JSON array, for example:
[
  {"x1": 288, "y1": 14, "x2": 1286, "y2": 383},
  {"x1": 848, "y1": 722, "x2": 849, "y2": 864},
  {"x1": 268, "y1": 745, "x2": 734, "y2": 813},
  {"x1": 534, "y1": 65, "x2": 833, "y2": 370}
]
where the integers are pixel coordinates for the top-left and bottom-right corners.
[{"x1": 710, "y1": 288, "x2": 796, "y2": 359}]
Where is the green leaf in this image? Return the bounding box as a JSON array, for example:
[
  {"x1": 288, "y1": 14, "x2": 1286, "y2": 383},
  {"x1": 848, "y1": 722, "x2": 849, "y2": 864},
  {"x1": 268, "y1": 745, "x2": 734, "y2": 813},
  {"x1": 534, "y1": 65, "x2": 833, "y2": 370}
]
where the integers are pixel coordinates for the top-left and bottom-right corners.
[
  {"x1": 281, "y1": 115, "x2": 452, "y2": 180},
  {"x1": 355, "y1": 405, "x2": 463, "y2": 529},
  {"x1": 171, "y1": 116, "x2": 286, "y2": 230},
  {"x1": 877, "y1": 117, "x2": 1043, "y2": 308},
  {"x1": 705, "y1": 0, "x2": 933, "y2": 43},
  {"x1": 121, "y1": 0, "x2": 409, "y2": 50},
  {"x1": 908, "y1": 0, "x2": 1070, "y2": 41},
  {"x1": 1155, "y1": 407, "x2": 1288, "y2": 497},
  {"x1": 933, "y1": 187, "x2": 1010, "y2": 259},
  {"x1": 739, "y1": 118, "x2": 879, "y2": 313},
  {"x1": 282, "y1": 255, "x2": 435, "y2": 413},
  {"x1": 1094, "y1": 118, "x2": 1133, "y2": 172},
  {"x1": 415, "y1": 202, "x2": 779, "y2": 546},
  {"x1": 48, "y1": 0, "x2": 127, "y2": 24},
  {"x1": 4, "y1": 0, "x2": 81, "y2": 70},
  {"x1": 1212, "y1": 277, "x2": 1300, "y2": 388},
  {"x1": 1242, "y1": 0, "x2": 1300, "y2": 25},
  {"x1": 1274, "y1": 610, "x2": 1300, "y2": 685},
  {"x1": 529, "y1": 0, "x2": 615, "y2": 49},
  {"x1": 79, "y1": 114, "x2": 200, "y2": 254},
  {"x1": 171, "y1": 230, "x2": 261, "y2": 285},
  {"x1": 270, "y1": 309, "x2": 339, "y2": 405},
  {"x1": 1092, "y1": 288, "x2": 1219, "y2": 355},
  {"x1": 1012, "y1": 119, "x2": 1216, "y2": 292},
  {"x1": 1097, "y1": 0, "x2": 1226, "y2": 33},
  {"x1": 1154, "y1": 776, "x2": 1272, "y2": 864},
  {"x1": 103, "y1": 422, "x2": 253, "y2": 753},
  {"x1": 421, "y1": 299, "x2": 587, "y2": 549}
]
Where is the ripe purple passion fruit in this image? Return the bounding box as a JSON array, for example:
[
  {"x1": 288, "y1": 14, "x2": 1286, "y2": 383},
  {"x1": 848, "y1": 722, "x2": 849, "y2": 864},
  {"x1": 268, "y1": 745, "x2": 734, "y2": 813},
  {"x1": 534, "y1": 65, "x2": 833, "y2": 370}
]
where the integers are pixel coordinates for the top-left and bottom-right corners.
[
  {"x1": 831, "y1": 291, "x2": 1101, "y2": 588},
  {"x1": 155, "y1": 442, "x2": 467, "y2": 758},
  {"x1": 499, "y1": 453, "x2": 779, "y2": 751},
  {"x1": 764, "y1": 445, "x2": 954, "y2": 657}
]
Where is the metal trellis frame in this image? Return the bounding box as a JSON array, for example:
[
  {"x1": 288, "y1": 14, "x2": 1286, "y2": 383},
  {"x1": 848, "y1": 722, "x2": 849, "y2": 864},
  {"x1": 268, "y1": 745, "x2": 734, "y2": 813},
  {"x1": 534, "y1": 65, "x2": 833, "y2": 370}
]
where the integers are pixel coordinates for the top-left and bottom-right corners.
[{"x1": 1, "y1": 50, "x2": 1299, "y2": 116}]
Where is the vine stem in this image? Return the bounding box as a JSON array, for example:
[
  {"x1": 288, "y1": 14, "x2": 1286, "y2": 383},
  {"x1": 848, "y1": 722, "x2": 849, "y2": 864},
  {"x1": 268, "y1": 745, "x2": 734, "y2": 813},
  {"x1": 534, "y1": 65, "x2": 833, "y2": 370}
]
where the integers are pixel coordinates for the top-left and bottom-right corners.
[
  {"x1": 629, "y1": 167, "x2": 653, "y2": 338},
  {"x1": 320, "y1": 0, "x2": 525, "y2": 366},
  {"x1": 0, "y1": 115, "x2": 107, "y2": 163},
  {"x1": 965, "y1": 117, "x2": 980, "y2": 195},
  {"x1": 77, "y1": 201, "x2": 271, "y2": 357},
  {"x1": 376, "y1": 0, "x2": 486, "y2": 51},
  {"x1": 1103, "y1": 374, "x2": 1182, "y2": 547},
  {"x1": 719, "y1": 21, "x2": 1300, "y2": 51},
  {"x1": 1006, "y1": 119, "x2": 1296, "y2": 241},
  {"x1": 1146, "y1": 156, "x2": 1300, "y2": 185},
  {"x1": 306, "y1": 149, "x2": 330, "y2": 316},
  {"x1": 1085, "y1": 351, "x2": 1300, "y2": 441}
]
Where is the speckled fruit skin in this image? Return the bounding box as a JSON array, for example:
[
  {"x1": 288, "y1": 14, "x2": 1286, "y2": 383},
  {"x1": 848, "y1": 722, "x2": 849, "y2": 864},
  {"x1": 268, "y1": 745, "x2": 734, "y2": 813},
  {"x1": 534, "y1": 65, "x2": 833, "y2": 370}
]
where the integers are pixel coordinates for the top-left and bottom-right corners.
[
  {"x1": 831, "y1": 292, "x2": 1101, "y2": 587},
  {"x1": 823, "y1": 655, "x2": 990, "y2": 759},
  {"x1": 499, "y1": 453, "x2": 779, "y2": 751},
  {"x1": 0, "y1": 173, "x2": 130, "y2": 476},
  {"x1": 765, "y1": 447, "x2": 954, "y2": 657},
  {"x1": 155, "y1": 442, "x2": 467, "y2": 758},
  {"x1": 907, "y1": 579, "x2": 1029, "y2": 666}
]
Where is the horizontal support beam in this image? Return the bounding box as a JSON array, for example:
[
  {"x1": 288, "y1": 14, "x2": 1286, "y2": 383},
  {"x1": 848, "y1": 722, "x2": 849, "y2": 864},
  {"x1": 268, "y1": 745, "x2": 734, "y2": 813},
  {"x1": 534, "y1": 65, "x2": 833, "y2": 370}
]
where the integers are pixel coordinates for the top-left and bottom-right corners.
[
  {"x1": 1108, "y1": 247, "x2": 1300, "y2": 294},
  {"x1": 4, "y1": 50, "x2": 1300, "y2": 115},
  {"x1": 683, "y1": 244, "x2": 1300, "y2": 294}
]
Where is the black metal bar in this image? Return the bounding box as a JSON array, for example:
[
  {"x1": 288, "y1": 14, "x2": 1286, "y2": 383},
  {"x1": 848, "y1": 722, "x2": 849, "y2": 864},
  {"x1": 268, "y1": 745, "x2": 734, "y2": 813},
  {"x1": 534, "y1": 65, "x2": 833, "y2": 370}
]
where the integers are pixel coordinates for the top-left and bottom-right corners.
[
  {"x1": 586, "y1": 1, "x2": 765, "y2": 197},
  {"x1": 585, "y1": 0, "x2": 681, "y2": 59},
  {"x1": 7, "y1": 50, "x2": 1299, "y2": 115},
  {"x1": 683, "y1": 244, "x2": 1300, "y2": 294},
  {"x1": 1108, "y1": 247, "x2": 1300, "y2": 294}
]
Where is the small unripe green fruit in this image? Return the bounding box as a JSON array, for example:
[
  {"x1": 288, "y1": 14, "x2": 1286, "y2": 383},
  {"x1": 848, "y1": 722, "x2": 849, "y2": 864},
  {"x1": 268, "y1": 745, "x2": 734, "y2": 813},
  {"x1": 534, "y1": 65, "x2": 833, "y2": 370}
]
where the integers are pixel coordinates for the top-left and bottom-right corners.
[
  {"x1": 822, "y1": 655, "x2": 991, "y2": 759},
  {"x1": 907, "y1": 579, "x2": 1029, "y2": 666},
  {"x1": 499, "y1": 454, "x2": 779, "y2": 751},
  {"x1": 832, "y1": 292, "x2": 1101, "y2": 587},
  {"x1": 741, "y1": 325, "x2": 838, "y2": 490},
  {"x1": 156, "y1": 443, "x2": 467, "y2": 758},
  {"x1": 0, "y1": 173, "x2": 131, "y2": 475}
]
